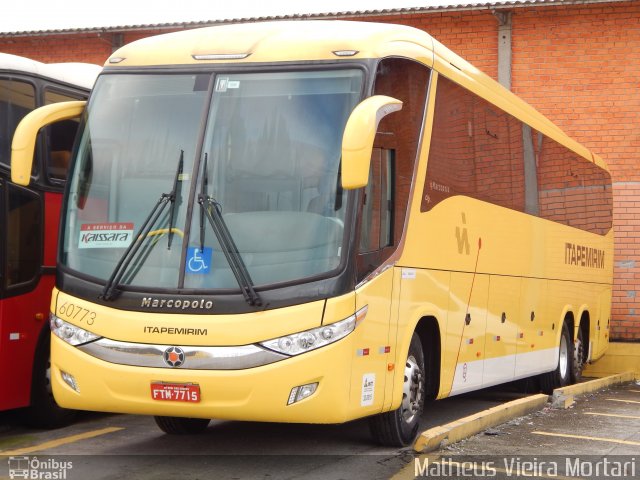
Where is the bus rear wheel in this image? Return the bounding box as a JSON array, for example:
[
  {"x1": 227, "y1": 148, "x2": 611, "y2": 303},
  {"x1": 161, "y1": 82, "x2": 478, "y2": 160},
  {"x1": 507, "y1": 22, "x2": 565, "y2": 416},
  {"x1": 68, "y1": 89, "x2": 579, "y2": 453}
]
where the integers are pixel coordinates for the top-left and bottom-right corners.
[
  {"x1": 369, "y1": 333, "x2": 425, "y2": 447},
  {"x1": 571, "y1": 327, "x2": 585, "y2": 383},
  {"x1": 154, "y1": 416, "x2": 210, "y2": 434},
  {"x1": 540, "y1": 322, "x2": 573, "y2": 393}
]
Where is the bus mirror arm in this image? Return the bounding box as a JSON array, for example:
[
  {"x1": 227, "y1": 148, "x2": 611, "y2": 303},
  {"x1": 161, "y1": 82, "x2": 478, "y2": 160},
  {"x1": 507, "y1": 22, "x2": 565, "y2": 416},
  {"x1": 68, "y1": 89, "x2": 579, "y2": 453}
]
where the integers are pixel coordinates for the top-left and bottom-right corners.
[
  {"x1": 340, "y1": 95, "x2": 402, "y2": 190},
  {"x1": 11, "y1": 101, "x2": 86, "y2": 186}
]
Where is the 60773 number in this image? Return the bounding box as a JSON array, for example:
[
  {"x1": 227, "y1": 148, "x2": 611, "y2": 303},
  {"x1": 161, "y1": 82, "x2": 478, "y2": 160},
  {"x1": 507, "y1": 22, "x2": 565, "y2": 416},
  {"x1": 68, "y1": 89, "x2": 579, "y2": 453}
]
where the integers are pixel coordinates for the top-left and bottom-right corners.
[{"x1": 57, "y1": 302, "x2": 96, "y2": 325}]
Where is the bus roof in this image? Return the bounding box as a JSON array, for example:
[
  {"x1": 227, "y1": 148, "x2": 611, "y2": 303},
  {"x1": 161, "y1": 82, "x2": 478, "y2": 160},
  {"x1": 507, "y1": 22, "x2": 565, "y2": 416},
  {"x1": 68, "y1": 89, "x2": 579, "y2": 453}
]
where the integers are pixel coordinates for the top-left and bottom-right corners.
[
  {"x1": 0, "y1": 52, "x2": 100, "y2": 90},
  {"x1": 107, "y1": 20, "x2": 603, "y2": 171},
  {"x1": 108, "y1": 21, "x2": 433, "y2": 67}
]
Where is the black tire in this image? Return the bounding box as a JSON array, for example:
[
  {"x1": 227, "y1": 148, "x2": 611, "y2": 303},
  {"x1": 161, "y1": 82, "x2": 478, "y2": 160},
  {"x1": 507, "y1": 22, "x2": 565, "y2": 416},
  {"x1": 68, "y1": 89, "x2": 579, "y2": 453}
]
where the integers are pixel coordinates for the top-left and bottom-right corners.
[
  {"x1": 154, "y1": 416, "x2": 210, "y2": 434},
  {"x1": 571, "y1": 326, "x2": 585, "y2": 383},
  {"x1": 540, "y1": 322, "x2": 573, "y2": 394},
  {"x1": 369, "y1": 333, "x2": 425, "y2": 447},
  {"x1": 25, "y1": 328, "x2": 77, "y2": 429}
]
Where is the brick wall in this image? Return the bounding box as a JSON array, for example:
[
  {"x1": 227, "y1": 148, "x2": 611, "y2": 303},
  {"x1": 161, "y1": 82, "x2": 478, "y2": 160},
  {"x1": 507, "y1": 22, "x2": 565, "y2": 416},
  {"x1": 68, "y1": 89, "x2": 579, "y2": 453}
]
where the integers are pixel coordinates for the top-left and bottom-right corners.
[{"x1": 0, "y1": 1, "x2": 638, "y2": 339}]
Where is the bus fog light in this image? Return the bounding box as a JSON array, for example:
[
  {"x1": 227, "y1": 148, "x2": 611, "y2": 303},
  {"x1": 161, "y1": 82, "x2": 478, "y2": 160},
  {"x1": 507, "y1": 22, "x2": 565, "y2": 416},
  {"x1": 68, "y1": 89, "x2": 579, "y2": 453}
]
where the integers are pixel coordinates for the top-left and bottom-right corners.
[
  {"x1": 287, "y1": 382, "x2": 318, "y2": 405},
  {"x1": 61, "y1": 371, "x2": 80, "y2": 393}
]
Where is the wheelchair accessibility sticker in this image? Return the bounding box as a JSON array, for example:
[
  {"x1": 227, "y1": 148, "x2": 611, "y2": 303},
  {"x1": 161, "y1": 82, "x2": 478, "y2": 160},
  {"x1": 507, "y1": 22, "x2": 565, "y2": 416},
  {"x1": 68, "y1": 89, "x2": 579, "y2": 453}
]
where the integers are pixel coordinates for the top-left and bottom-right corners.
[{"x1": 186, "y1": 247, "x2": 212, "y2": 274}]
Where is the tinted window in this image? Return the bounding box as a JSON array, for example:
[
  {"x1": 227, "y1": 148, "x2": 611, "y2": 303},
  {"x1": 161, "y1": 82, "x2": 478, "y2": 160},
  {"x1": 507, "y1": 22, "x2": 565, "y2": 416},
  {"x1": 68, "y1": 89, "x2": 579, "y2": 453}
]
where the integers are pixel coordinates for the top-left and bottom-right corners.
[
  {"x1": 0, "y1": 79, "x2": 36, "y2": 169},
  {"x1": 359, "y1": 148, "x2": 393, "y2": 253},
  {"x1": 422, "y1": 75, "x2": 612, "y2": 235},
  {"x1": 44, "y1": 89, "x2": 83, "y2": 182},
  {"x1": 357, "y1": 58, "x2": 430, "y2": 279},
  {"x1": 422, "y1": 76, "x2": 524, "y2": 212},
  {"x1": 5, "y1": 183, "x2": 42, "y2": 287},
  {"x1": 535, "y1": 133, "x2": 612, "y2": 235}
]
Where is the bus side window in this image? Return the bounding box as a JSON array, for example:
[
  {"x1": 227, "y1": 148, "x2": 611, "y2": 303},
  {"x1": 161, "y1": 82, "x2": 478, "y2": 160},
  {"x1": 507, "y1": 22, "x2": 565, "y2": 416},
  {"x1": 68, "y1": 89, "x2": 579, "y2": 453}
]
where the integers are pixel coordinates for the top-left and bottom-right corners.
[
  {"x1": 3, "y1": 183, "x2": 42, "y2": 292},
  {"x1": 44, "y1": 89, "x2": 83, "y2": 184},
  {"x1": 356, "y1": 58, "x2": 430, "y2": 281},
  {"x1": 359, "y1": 148, "x2": 393, "y2": 254},
  {"x1": 0, "y1": 78, "x2": 36, "y2": 170}
]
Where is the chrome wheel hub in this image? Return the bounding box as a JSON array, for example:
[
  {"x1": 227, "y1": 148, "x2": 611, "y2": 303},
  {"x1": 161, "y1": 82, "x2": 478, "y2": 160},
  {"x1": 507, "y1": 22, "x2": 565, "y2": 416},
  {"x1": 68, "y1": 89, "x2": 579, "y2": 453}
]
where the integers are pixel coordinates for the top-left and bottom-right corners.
[
  {"x1": 401, "y1": 355, "x2": 424, "y2": 424},
  {"x1": 559, "y1": 334, "x2": 569, "y2": 379}
]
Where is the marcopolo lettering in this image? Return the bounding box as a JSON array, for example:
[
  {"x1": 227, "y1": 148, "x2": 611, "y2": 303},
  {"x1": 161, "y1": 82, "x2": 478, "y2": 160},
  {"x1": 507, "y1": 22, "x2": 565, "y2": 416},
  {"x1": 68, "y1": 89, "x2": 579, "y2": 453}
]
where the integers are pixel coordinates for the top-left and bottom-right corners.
[
  {"x1": 565, "y1": 242, "x2": 605, "y2": 269},
  {"x1": 141, "y1": 297, "x2": 214, "y2": 310}
]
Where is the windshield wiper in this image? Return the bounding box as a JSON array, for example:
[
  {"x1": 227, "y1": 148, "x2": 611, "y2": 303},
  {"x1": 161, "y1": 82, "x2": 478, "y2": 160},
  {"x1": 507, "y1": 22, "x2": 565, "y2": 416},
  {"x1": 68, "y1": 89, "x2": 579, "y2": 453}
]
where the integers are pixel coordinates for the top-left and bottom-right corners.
[
  {"x1": 101, "y1": 153, "x2": 184, "y2": 301},
  {"x1": 199, "y1": 153, "x2": 208, "y2": 253},
  {"x1": 167, "y1": 150, "x2": 184, "y2": 250},
  {"x1": 198, "y1": 190, "x2": 262, "y2": 307}
]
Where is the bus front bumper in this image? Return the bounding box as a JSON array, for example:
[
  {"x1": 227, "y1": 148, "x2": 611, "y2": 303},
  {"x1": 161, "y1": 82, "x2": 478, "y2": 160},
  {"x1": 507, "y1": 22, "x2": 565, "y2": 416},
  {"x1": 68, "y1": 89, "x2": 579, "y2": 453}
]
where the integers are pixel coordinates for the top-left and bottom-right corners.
[{"x1": 50, "y1": 333, "x2": 357, "y2": 423}]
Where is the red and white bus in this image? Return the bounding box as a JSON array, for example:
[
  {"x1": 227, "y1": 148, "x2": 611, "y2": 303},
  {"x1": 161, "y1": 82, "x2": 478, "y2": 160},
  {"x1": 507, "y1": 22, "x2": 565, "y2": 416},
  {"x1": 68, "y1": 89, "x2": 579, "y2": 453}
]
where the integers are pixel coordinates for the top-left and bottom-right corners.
[{"x1": 0, "y1": 53, "x2": 99, "y2": 427}]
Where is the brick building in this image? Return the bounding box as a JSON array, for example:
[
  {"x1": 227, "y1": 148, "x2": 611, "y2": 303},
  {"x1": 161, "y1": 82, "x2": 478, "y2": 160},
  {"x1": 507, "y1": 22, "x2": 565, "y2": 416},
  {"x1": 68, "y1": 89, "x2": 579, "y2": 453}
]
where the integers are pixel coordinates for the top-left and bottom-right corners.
[{"x1": 1, "y1": 0, "x2": 638, "y2": 340}]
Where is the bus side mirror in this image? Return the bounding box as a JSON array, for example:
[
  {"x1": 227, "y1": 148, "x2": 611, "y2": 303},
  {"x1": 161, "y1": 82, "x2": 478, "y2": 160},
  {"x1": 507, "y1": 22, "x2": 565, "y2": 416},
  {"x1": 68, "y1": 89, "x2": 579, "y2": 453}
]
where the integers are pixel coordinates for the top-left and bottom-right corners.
[
  {"x1": 341, "y1": 95, "x2": 402, "y2": 190},
  {"x1": 11, "y1": 100, "x2": 86, "y2": 186}
]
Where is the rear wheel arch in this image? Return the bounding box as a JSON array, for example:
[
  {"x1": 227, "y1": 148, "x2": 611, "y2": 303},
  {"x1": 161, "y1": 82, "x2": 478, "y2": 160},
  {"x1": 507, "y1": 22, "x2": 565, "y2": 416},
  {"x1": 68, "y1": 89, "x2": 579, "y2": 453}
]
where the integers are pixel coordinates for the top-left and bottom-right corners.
[
  {"x1": 563, "y1": 310, "x2": 575, "y2": 341},
  {"x1": 578, "y1": 310, "x2": 590, "y2": 362}
]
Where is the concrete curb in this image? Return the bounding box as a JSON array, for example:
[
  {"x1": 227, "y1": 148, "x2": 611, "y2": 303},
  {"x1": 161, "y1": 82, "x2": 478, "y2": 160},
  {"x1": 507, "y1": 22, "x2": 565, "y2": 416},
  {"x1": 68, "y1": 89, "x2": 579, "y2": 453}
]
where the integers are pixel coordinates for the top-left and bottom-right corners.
[
  {"x1": 413, "y1": 372, "x2": 637, "y2": 453},
  {"x1": 413, "y1": 393, "x2": 549, "y2": 452},
  {"x1": 551, "y1": 371, "x2": 636, "y2": 409}
]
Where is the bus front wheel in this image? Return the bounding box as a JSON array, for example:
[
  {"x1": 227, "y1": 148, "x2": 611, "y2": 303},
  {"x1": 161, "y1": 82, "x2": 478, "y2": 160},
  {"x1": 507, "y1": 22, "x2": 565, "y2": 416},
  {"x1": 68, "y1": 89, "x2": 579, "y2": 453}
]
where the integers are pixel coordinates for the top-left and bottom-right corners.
[
  {"x1": 154, "y1": 416, "x2": 210, "y2": 434},
  {"x1": 26, "y1": 329, "x2": 76, "y2": 428},
  {"x1": 369, "y1": 332, "x2": 425, "y2": 447}
]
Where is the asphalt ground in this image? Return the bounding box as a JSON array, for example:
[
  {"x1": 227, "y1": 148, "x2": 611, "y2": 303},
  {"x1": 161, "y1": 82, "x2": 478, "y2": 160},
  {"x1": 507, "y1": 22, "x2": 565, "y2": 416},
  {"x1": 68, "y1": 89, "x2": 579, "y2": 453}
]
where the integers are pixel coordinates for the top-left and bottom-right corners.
[
  {"x1": 0, "y1": 387, "x2": 530, "y2": 480},
  {"x1": 397, "y1": 380, "x2": 640, "y2": 479},
  {"x1": 0, "y1": 380, "x2": 638, "y2": 479}
]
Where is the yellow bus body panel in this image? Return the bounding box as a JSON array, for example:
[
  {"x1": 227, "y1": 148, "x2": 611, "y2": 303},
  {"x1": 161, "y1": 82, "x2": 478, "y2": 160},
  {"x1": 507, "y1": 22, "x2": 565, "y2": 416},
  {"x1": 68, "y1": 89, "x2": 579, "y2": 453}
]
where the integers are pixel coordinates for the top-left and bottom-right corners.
[{"x1": 51, "y1": 288, "x2": 396, "y2": 422}]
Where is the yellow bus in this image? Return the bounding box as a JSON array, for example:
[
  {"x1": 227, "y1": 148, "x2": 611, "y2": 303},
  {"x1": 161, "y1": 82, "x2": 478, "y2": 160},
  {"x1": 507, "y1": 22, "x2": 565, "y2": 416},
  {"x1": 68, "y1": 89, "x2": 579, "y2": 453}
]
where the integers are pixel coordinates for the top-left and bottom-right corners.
[{"x1": 11, "y1": 21, "x2": 613, "y2": 446}]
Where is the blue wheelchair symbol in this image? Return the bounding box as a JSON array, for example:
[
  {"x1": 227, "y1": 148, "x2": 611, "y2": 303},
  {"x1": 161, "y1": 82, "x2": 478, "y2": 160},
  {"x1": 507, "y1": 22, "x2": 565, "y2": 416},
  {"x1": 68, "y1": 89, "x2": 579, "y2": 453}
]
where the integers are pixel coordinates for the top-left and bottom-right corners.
[{"x1": 186, "y1": 247, "x2": 212, "y2": 274}]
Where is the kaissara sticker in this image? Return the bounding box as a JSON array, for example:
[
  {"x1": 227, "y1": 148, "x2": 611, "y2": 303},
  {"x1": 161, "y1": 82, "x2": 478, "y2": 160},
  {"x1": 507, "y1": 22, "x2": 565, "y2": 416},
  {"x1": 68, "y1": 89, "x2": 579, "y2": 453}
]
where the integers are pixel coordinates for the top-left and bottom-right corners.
[
  {"x1": 79, "y1": 223, "x2": 134, "y2": 249},
  {"x1": 361, "y1": 373, "x2": 375, "y2": 407}
]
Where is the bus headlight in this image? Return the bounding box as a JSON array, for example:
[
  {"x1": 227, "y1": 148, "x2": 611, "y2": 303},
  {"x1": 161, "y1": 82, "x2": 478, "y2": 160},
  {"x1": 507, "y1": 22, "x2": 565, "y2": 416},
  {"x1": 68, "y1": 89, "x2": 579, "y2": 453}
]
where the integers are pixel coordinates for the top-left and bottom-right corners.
[
  {"x1": 50, "y1": 314, "x2": 101, "y2": 346},
  {"x1": 260, "y1": 306, "x2": 367, "y2": 356}
]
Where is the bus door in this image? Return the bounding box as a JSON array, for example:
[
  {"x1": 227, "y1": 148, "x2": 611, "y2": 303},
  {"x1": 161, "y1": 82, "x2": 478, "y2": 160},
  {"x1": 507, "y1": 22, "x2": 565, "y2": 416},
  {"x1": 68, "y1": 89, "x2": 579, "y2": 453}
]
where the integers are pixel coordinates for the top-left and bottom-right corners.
[
  {"x1": 350, "y1": 57, "x2": 431, "y2": 412},
  {"x1": 352, "y1": 148, "x2": 396, "y2": 415},
  {"x1": 0, "y1": 180, "x2": 45, "y2": 410}
]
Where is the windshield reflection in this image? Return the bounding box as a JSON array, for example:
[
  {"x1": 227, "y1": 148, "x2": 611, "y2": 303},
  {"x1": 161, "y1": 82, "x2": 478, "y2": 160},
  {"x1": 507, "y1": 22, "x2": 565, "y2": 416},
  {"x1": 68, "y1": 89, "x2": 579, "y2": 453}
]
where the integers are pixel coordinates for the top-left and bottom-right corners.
[{"x1": 62, "y1": 69, "x2": 363, "y2": 292}]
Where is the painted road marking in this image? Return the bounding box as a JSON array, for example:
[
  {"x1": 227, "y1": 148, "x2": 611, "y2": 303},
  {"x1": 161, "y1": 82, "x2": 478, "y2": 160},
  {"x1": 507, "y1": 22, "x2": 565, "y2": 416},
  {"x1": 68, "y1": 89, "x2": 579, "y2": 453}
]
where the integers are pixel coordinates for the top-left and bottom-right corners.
[
  {"x1": 584, "y1": 412, "x2": 640, "y2": 420},
  {"x1": 532, "y1": 431, "x2": 640, "y2": 446},
  {"x1": 0, "y1": 427, "x2": 124, "y2": 456},
  {"x1": 606, "y1": 398, "x2": 640, "y2": 405}
]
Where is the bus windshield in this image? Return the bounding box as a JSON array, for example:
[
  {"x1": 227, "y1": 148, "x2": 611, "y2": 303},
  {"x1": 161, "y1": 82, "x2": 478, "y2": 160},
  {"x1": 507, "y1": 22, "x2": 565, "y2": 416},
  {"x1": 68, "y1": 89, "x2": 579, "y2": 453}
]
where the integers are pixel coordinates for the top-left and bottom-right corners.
[{"x1": 61, "y1": 69, "x2": 363, "y2": 292}]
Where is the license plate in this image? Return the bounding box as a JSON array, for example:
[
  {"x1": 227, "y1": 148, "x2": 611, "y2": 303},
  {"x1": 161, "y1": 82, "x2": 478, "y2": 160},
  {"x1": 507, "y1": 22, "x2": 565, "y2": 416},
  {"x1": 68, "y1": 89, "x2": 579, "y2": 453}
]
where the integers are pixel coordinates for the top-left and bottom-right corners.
[{"x1": 150, "y1": 382, "x2": 201, "y2": 403}]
